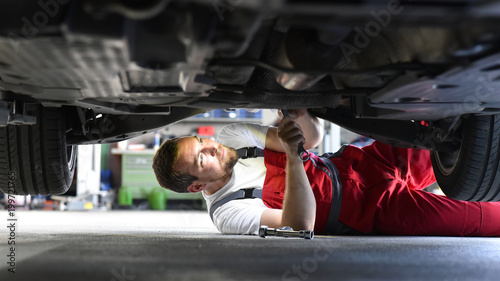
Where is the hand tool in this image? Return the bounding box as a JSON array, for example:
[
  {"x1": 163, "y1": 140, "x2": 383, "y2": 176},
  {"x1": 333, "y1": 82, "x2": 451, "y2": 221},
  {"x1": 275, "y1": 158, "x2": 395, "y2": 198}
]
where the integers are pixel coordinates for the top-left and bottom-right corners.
[
  {"x1": 259, "y1": 225, "x2": 314, "y2": 239},
  {"x1": 281, "y1": 109, "x2": 310, "y2": 161}
]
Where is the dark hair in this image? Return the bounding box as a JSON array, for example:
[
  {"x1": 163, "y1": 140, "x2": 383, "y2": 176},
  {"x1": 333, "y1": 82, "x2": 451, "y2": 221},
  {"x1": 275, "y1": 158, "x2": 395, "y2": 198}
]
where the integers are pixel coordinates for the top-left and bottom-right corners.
[{"x1": 152, "y1": 137, "x2": 198, "y2": 193}]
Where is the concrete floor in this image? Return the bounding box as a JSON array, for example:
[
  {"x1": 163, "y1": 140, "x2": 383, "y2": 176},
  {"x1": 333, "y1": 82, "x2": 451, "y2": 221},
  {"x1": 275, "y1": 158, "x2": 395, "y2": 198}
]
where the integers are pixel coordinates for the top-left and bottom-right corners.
[{"x1": 1, "y1": 211, "x2": 500, "y2": 281}]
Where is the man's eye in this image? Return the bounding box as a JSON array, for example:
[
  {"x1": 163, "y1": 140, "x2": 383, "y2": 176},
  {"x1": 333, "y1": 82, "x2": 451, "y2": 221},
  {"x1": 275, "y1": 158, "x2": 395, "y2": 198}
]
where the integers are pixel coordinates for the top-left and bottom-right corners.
[
  {"x1": 199, "y1": 138, "x2": 203, "y2": 144},
  {"x1": 199, "y1": 154, "x2": 204, "y2": 166}
]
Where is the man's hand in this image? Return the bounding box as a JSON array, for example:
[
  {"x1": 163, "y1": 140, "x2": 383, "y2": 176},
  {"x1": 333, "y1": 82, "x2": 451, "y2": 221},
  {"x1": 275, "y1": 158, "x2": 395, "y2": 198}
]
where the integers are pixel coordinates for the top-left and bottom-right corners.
[
  {"x1": 265, "y1": 108, "x2": 323, "y2": 153},
  {"x1": 277, "y1": 117, "x2": 306, "y2": 158}
]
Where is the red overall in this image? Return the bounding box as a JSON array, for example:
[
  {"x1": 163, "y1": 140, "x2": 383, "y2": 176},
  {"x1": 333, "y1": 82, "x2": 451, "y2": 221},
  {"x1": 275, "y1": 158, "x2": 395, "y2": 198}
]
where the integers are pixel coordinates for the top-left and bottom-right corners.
[{"x1": 262, "y1": 141, "x2": 500, "y2": 236}]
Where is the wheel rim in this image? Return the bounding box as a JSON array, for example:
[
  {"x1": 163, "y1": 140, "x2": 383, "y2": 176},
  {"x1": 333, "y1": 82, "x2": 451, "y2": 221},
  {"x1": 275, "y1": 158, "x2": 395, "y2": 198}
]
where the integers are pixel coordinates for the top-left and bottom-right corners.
[
  {"x1": 66, "y1": 145, "x2": 77, "y2": 171},
  {"x1": 433, "y1": 147, "x2": 460, "y2": 176}
]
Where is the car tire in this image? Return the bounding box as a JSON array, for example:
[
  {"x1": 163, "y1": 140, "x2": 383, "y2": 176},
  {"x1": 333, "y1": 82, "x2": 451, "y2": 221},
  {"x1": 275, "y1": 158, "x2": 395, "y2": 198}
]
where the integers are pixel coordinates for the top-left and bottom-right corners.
[
  {"x1": 431, "y1": 114, "x2": 500, "y2": 201},
  {"x1": 0, "y1": 105, "x2": 76, "y2": 196}
]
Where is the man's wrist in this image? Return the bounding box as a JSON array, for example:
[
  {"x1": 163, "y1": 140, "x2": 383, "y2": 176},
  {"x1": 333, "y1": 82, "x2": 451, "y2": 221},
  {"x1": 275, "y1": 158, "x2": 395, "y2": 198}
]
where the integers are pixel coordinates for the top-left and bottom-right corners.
[{"x1": 286, "y1": 153, "x2": 305, "y2": 165}]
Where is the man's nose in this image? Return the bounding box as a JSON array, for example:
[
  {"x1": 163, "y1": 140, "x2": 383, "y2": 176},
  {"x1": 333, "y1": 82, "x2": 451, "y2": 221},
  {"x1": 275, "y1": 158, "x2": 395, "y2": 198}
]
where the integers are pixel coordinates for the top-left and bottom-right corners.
[{"x1": 202, "y1": 145, "x2": 218, "y2": 156}]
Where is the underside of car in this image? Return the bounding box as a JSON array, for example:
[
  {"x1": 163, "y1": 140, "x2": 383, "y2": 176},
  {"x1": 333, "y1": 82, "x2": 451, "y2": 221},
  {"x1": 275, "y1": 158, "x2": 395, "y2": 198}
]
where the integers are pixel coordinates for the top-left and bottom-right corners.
[{"x1": 1, "y1": 0, "x2": 500, "y2": 201}]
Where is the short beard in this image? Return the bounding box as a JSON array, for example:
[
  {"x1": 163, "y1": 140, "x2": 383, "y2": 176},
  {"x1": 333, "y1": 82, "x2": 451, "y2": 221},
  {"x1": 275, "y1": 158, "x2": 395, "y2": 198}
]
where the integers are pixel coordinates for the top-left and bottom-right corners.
[{"x1": 223, "y1": 146, "x2": 239, "y2": 173}]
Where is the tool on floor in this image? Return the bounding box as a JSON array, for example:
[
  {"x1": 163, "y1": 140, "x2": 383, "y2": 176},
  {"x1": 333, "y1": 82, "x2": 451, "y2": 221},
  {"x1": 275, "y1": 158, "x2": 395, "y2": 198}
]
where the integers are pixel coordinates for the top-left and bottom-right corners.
[
  {"x1": 280, "y1": 109, "x2": 310, "y2": 161},
  {"x1": 259, "y1": 225, "x2": 314, "y2": 240}
]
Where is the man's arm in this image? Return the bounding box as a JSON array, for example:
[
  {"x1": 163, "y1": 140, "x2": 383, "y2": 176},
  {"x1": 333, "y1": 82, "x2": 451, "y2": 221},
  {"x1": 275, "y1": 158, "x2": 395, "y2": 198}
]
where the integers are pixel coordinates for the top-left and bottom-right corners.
[{"x1": 260, "y1": 115, "x2": 317, "y2": 230}]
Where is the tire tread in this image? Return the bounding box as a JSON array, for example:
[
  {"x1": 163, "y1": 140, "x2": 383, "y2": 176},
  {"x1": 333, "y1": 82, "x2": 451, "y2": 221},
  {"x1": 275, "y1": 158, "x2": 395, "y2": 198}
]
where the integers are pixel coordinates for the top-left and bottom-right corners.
[
  {"x1": 433, "y1": 114, "x2": 500, "y2": 201},
  {"x1": 0, "y1": 105, "x2": 75, "y2": 195}
]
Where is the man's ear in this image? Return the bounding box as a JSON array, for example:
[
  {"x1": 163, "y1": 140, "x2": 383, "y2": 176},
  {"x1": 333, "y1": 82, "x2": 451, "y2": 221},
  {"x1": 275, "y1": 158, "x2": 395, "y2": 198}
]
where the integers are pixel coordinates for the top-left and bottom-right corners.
[{"x1": 187, "y1": 182, "x2": 207, "y2": 193}]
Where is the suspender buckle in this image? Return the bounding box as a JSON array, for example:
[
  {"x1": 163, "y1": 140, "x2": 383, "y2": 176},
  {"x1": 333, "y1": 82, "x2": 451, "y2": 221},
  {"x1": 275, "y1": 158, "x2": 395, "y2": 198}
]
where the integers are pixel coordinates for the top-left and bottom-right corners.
[
  {"x1": 243, "y1": 188, "x2": 255, "y2": 198},
  {"x1": 239, "y1": 147, "x2": 261, "y2": 159}
]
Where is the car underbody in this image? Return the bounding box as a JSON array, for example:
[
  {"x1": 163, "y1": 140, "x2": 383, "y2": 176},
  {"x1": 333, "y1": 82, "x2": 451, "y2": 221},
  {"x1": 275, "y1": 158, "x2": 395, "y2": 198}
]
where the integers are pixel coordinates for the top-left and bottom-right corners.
[{"x1": 1, "y1": 0, "x2": 500, "y2": 201}]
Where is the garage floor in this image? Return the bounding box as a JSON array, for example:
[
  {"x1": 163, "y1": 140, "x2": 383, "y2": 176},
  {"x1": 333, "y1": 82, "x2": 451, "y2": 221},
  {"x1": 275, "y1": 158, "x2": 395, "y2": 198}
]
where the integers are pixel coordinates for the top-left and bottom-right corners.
[{"x1": 1, "y1": 210, "x2": 500, "y2": 281}]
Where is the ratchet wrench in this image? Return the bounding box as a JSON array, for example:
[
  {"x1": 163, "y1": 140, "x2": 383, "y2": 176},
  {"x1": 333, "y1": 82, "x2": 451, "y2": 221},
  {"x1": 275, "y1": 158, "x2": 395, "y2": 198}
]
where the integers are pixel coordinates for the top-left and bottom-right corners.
[
  {"x1": 259, "y1": 225, "x2": 314, "y2": 240},
  {"x1": 281, "y1": 109, "x2": 310, "y2": 162}
]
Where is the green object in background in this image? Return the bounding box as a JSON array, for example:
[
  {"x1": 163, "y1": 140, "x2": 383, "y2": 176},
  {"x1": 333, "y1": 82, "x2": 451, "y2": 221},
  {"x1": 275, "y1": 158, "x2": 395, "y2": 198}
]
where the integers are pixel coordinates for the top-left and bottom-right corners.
[
  {"x1": 119, "y1": 152, "x2": 204, "y2": 202},
  {"x1": 118, "y1": 186, "x2": 133, "y2": 206},
  {"x1": 147, "y1": 187, "x2": 167, "y2": 210}
]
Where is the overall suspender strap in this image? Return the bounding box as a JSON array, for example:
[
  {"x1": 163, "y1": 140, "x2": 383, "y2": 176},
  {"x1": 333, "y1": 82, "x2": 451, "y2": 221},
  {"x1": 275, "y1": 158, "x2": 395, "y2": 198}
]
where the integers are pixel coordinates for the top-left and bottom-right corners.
[
  {"x1": 209, "y1": 188, "x2": 263, "y2": 221},
  {"x1": 318, "y1": 156, "x2": 343, "y2": 235},
  {"x1": 237, "y1": 147, "x2": 264, "y2": 159}
]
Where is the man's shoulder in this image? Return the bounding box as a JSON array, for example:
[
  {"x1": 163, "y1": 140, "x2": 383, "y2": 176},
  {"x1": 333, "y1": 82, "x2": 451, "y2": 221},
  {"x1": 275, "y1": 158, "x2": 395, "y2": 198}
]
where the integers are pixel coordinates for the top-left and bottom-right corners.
[{"x1": 217, "y1": 123, "x2": 269, "y2": 149}]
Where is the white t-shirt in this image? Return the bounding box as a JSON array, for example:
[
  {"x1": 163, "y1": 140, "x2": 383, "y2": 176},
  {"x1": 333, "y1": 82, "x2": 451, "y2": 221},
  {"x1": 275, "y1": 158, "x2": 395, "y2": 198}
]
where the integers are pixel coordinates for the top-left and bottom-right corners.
[{"x1": 202, "y1": 123, "x2": 272, "y2": 235}]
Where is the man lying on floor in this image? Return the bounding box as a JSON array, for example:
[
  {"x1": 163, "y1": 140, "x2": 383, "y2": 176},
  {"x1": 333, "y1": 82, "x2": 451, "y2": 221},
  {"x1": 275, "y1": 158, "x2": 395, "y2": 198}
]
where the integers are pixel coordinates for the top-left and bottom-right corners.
[{"x1": 152, "y1": 109, "x2": 500, "y2": 236}]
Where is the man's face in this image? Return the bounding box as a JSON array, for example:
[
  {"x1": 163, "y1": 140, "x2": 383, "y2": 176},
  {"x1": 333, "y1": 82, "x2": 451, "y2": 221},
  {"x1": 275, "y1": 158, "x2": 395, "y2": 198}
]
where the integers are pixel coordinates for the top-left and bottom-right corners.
[{"x1": 174, "y1": 136, "x2": 238, "y2": 186}]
